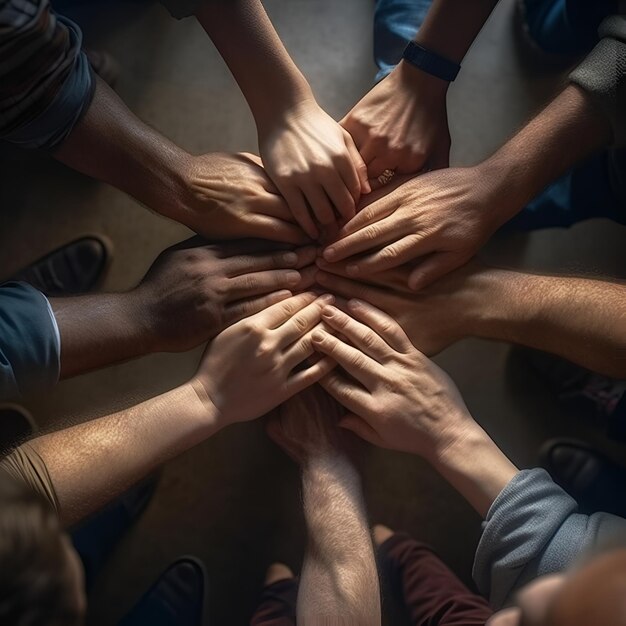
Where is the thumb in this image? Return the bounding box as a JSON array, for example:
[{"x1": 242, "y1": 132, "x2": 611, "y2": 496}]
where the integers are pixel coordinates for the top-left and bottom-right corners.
[
  {"x1": 408, "y1": 251, "x2": 468, "y2": 291},
  {"x1": 338, "y1": 414, "x2": 383, "y2": 446}
]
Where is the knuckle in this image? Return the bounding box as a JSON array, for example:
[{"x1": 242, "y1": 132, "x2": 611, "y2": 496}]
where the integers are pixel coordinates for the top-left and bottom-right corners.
[{"x1": 365, "y1": 224, "x2": 381, "y2": 242}]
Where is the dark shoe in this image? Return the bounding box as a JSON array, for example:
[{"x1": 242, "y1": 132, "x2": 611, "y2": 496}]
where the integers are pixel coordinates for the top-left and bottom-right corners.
[
  {"x1": 0, "y1": 404, "x2": 37, "y2": 454},
  {"x1": 516, "y1": 348, "x2": 626, "y2": 442},
  {"x1": 540, "y1": 439, "x2": 626, "y2": 517},
  {"x1": 118, "y1": 557, "x2": 208, "y2": 626},
  {"x1": 10, "y1": 236, "x2": 111, "y2": 297}
]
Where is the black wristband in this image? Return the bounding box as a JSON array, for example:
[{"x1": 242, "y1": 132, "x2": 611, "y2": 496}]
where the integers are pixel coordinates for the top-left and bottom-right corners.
[{"x1": 402, "y1": 41, "x2": 461, "y2": 82}]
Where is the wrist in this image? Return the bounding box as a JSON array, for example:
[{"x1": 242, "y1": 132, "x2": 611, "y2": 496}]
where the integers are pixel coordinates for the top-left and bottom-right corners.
[
  {"x1": 183, "y1": 378, "x2": 222, "y2": 435},
  {"x1": 254, "y1": 85, "x2": 317, "y2": 133},
  {"x1": 393, "y1": 60, "x2": 449, "y2": 97}
]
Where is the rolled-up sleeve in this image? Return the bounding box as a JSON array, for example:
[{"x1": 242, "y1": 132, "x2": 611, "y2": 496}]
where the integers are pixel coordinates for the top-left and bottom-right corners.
[
  {"x1": 0, "y1": 0, "x2": 95, "y2": 149},
  {"x1": 569, "y1": 15, "x2": 626, "y2": 147},
  {"x1": 473, "y1": 468, "x2": 626, "y2": 609},
  {"x1": 0, "y1": 282, "x2": 61, "y2": 399}
]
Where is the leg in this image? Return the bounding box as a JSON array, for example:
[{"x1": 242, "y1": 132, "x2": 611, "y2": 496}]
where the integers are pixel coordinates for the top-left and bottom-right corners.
[
  {"x1": 373, "y1": 0, "x2": 433, "y2": 81},
  {"x1": 375, "y1": 526, "x2": 493, "y2": 626},
  {"x1": 250, "y1": 563, "x2": 298, "y2": 626}
]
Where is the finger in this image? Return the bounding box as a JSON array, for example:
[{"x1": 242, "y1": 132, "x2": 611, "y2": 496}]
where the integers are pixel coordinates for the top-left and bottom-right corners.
[
  {"x1": 258, "y1": 193, "x2": 299, "y2": 221},
  {"x1": 315, "y1": 270, "x2": 382, "y2": 302},
  {"x1": 324, "y1": 169, "x2": 357, "y2": 221},
  {"x1": 319, "y1": 304, "x2": 391, "y2": 362},
  {"x1": 319, "y1": 371, "x2": 371, "y2": 415},
  {"x1": 282, "y1": 187, "x2": 319, "y2": 239},
  {"x1": 408, "y1": 251, "x2": 469, "y2": 291},
  {"x1": 343, "y1": 234, "x2": 428, "y2": 276},
  {"x1": 226, "y1": 245, "x2": 317, "y2": 276},
  {"x1": 282, "y1": 322, "x2": 322, "y2": 370},
  {"x1": 367, "y1": 156, "x2": 394, "y2": 180},
  {"x1": 242, "y1": 214, "x2": 310, "y2": 245},
  {"x1": 254, "y1": 291, "x2": 318, "y2": 328},
  {"x1": 332, "y1": 195, "x2": 396, "y2": 242},
  {"x1": 338, "y1": 413, "x2": 385, "y2": 447},
  {"x1": 295, "y1": 264, "x2": 318, "y2": 291},
  {"x1": 346, "y1": 298, "x2": 412, "y2": 353},
  {"x1": 225, "y1": 290, "x2": 292, "y2": 325},
  {"x1": 274, "y1": 294, "x2": 334, "y2": 347},
  {"x1": 310, "y1": 328, "x2": 380, "y2": 387},
  {"x1": 286, "y1": 356, "x2": 337, "y2": 396},
  {"x1": 322, "y1": 215, "x2": 399, "y2": 262},
  {"x1": 302, "y1": 185, "x2": 336, "y2": 226},
  {"x1": 343, "y1": 130, "x2": 371, "y2": 196},
  {"x1": 227, "y1": 269, "x2": 303, "y2": 300}
]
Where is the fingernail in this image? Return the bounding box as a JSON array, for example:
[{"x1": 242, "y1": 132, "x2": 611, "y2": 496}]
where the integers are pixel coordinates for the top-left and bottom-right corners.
[
  {"x1": 321, "y1": 306, "x2": 335, "y2": 318},
  {"x1": 312, "y1": 330, "x2": 324, "y2": 342},
  {"x1": 282, "y1": 252, "x2": 298, "y2": 265},
  {"x1": 348, "y1": 298, "x2": 363, "y2": 309},
  {"x1": 347, "y1": 264, "x2": 359, "y2": 276},
  {"x1": 319, "y1": 293, "x2": 334, "y2": 304},
  {"x1": 286, "y1": 271, "x2": 301, "y2": 286},
  {"x1": 324, "y1": 246, "x2": 336, "y2": 260},
  {"x1": 315, "y1": 257, "x2": 329, "y2": 268}
]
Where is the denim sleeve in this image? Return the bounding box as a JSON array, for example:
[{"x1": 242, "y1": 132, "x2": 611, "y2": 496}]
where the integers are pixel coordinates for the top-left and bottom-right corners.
[
  {"x1": 569, "y1": 15, "x2": 626, "y2": 148},
  {"x1": 0, "y1": 282, "x2": 61, "y2": 399},
  {"x1": 159, "y1": 0, "x2": 201, "y2": 19},
  {"x1": 472, "y1": 468, "x2": 626, "y2": 609},
  {"x1": 0, "y1": 15, "x2": 95, "y2": 150}
]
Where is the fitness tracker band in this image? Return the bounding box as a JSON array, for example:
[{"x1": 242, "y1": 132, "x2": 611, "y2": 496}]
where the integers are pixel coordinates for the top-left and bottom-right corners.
[{"x1": 402, "y1": 41, "x2": 461, "y2": 82}]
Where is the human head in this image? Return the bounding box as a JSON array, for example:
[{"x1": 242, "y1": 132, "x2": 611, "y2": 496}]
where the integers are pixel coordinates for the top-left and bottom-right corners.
[
  {"x1": 487, "y1": 549, "x2": 626, "y2": 626},
  {"x1": 0, "y1": 471, "x2": 86, "y2": 625}
]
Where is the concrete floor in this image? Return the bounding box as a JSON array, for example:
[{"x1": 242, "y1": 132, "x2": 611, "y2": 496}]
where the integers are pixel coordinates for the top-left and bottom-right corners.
[{"x1": 1, "y1": 0, "x2": 625, "y2": 623}]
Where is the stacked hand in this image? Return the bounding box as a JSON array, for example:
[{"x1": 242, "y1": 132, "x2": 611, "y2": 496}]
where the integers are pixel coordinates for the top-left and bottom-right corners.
[{"x1": 257, "y1": 98, "x2": 370, "y2": 238}]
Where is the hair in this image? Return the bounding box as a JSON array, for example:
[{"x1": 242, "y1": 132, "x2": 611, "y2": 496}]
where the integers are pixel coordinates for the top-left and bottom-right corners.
[{"x1": 0, "y1": 471, "x2": 80, "y2": 626}]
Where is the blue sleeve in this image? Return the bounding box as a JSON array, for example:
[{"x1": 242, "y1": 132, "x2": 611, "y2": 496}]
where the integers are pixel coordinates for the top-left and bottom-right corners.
[
  {"x1": 0, "y1": 282, "x2": 61, "y2": 399},
  {"x1": 472, "y1": 468, "x2": 626, "y2": 609}
]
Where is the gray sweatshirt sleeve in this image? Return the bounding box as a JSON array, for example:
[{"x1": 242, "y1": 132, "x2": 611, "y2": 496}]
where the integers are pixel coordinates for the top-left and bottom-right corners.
[
  {"x1": 569, "y1": 14, "x2": 626, "y2": 147},
  {"x1": 472, "y1": 468, "x2": 626, "y2": 609}
]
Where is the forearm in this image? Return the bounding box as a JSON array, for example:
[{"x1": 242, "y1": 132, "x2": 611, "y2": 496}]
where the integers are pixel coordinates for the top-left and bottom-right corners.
[
  {"x1": 54, "y1": 77, "x2": 192, "y2": 225},
  {"x1": 195, "y1": 0, "x2": 312, "y2": 125},
  {"x1": 477, "y1": 84, "x2": 613, "y2": 227},
  {"x1": 465, "y1": 268, "x2": 626, "y2": 378},
  {"x1": 51, "y1": 292, "x2": 154, "y2": 379},
  {"x1": 298, "y1": 453, "x2": 380, "y2": 625},
  {"x1": 415, "y1": 0, "x2": 499, "y2": 64},
  {"x1": 431, "y1": 422, "x2": 518, "y2": 518},
  {"x1": 28, "y1": 382, "x2": 217, "y2": 526}
]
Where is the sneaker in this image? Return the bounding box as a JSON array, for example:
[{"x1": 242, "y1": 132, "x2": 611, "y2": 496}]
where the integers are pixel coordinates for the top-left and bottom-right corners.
[
  {"x1": 10, "y1": 236, "x2": 111, "y2": 297},
  {"x1": 540, "y1": 439, "x2": 626, "y2": 517},
  {"x1": 118, "y1": 557, "x2": 208, "y2": 626}
]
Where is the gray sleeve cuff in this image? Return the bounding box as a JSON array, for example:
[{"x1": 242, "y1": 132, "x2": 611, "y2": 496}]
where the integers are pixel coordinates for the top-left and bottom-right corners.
[
  {"x1": 569, "y1": 15, "x2": 626, "y2": 148},
  {"x1": 1, "y1": 16, "x2": 95, "y2": 150},
  {"x1": 159, "y1": 0, "x2": 202, "y2": 19},
  {"x1": 472, "y1": 468, "x2": 577, "y2": 609},
  {"x1": 0, "y1": 282, "x2": 61, "y2": 399}
]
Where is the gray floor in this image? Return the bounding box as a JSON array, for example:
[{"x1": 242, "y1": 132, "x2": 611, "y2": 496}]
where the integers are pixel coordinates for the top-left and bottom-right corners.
[{"x1": 1, "y1": 0, "x2": 625, "y2": 624}]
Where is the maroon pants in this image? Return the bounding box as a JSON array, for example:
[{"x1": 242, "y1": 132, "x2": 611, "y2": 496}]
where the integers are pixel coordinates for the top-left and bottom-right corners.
[{"x1": 250, "y1": 533, "x2": 493, "y2": 625}]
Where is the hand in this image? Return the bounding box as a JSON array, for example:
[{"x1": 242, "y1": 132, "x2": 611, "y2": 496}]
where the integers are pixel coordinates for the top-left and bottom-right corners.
[
  {"x1": 267, "y1": 386, "x2": 345, "y2": 465},
  {"x1": 323, "y1": 166, "x2": 503, "y2": 290},
  {"x1": 134, "y1": 238, "x2": 317, "y2": 352},
  {"x1": 257, "y1": 98, "x2": 370, "y2": 238},
  {"x1": 342, "y1": 61, "x2": 450, "y2": 185},
  {"x1": 311, "y1": 300, "x2": 475, "y2": 461},
  {"x1": 192, "y1": 292, "x2": 337, "y2": 427},
  {"x1": 180, "y1": 152, "x2": 309, "y2": 244},
  {"x1": 314, "y1": 261, "x2": 485, "y2": 355}
]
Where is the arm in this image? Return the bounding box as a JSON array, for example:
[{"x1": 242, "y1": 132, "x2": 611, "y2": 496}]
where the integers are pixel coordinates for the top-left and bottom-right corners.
[
  {"x1": 52, "y1": 239, "x2": 316, "y2": 379},
  {"x1": 342, "y1": 0, "x2": 499, "y2": 178},
  {"x1": 268, "y1": 388, "x2": 381, "y2": 624},
  {"x1": 54, "y1": 79, "x2": 306, "y2": 243},
  {"x1": 19, "y1": 292, "x2": 335, "y2": 526},
  {"x1": 315, "y1": 261, "x2": 626, "y2": 379},
  {"x1": 195, "y1": 0, "x2": 369, "y2": 237},
  {"x1": 327, "y1": 84, "x2": 614, "y2": 290}
]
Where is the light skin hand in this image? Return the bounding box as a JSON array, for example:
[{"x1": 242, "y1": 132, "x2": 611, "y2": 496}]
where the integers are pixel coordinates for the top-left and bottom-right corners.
[
  {"x1": 192, "y1": 292, "x2": 337, "y2": 428},
  {"x1": 323, "y1": 167, "x2": 500, "y2": 290},
  {"x1": 180, "y1": 152, "x2": 309, "y2": 244},
  {"x1": 259, "y1": 98, "x2": 370, "y2": 237},
  {"x1": 342, "y1": 61, "x2": 451, "y2": 184}
]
